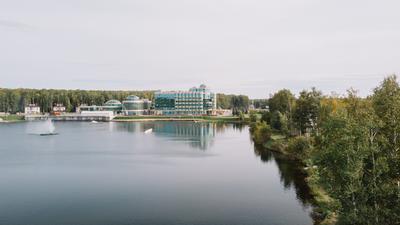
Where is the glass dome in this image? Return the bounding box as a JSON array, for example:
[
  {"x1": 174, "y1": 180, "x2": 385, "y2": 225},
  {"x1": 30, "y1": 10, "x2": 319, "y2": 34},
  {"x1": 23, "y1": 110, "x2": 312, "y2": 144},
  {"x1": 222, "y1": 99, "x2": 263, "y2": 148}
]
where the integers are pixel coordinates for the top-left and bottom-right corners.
[
  {"x1": 125, "y1": 95, "x2": 140, "y2": 101},
  {"x1": 104, "y1": 100, "x2": 122, "y2": 106}
]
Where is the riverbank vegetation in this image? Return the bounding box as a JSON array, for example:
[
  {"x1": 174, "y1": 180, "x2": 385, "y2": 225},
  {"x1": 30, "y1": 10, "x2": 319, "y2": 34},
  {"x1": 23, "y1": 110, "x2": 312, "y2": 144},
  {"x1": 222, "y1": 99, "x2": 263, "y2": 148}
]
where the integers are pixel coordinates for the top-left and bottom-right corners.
[
  {"x1": 0, "y1": 114, "x2": 24, "y2": 122},
  {"x1": 250, "y1": 75, "x2": 400, "y2": 225}
]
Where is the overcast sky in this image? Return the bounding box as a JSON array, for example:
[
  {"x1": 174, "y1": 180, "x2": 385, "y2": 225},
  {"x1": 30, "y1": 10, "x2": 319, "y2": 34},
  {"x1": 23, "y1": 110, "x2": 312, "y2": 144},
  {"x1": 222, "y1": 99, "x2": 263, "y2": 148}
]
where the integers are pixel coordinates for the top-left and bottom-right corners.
[{"x1": 1, "y1": 0, "x2": 399, "y2": 98}]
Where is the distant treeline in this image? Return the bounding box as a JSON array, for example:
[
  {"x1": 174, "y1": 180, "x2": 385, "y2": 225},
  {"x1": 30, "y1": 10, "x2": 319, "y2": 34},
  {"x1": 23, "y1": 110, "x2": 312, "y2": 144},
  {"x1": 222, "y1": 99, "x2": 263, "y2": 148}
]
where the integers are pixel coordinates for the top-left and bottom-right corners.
[
  {"x1": 0, "y1": 88, "x2": 155, "y2": 113},
  {"x1": 0, "y1": 88, "x2": 250, "y2": 113}
]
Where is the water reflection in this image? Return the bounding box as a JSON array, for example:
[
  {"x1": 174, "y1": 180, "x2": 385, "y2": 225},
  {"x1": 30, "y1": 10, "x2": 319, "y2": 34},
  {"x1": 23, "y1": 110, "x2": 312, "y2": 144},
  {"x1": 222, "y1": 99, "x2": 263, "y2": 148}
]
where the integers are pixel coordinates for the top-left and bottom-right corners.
[
  {"x1": 253, "y1": 144, "x2": 315, "y2": 209},
  {"x1": 112, "y1": 122, "x2": 218, "y2": 150},
  {"x1": 0, "y1": 122, "x2": 315, "y2": 225}
]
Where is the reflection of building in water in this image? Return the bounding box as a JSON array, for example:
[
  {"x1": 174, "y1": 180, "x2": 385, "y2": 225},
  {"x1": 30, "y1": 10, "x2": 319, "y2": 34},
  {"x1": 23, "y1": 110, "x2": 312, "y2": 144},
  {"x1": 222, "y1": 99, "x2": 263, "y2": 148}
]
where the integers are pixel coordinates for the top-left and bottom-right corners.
[
  {"x1": 153, "y1": 122, "x2": 216, "y2": 150},
  {"x1": 110, "y1": 121, "x2": 218, "y2": 150},
  {"x1": 110, "y1": 121, "x2": 154, "y2": 133}
]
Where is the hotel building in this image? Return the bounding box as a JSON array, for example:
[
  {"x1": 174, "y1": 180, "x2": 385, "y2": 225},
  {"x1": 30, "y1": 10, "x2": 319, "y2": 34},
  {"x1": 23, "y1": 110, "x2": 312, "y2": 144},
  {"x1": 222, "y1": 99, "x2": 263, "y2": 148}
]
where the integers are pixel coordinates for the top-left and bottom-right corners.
[{"x1": 154, "y1": 84, "x2": 217, "y2": 115}]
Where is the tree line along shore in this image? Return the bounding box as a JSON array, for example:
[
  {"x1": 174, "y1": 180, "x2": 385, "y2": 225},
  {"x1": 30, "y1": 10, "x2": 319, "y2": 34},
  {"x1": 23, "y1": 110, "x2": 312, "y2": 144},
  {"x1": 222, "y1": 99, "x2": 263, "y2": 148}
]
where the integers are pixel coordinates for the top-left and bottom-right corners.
[
  {"x1": 0, "y1": 88, "x2": 250, "y2": 116},
  {"x1": 249, "y1": 75, "x2": 400, "y2": 225},
  {"x1": 0, "y1": 88, "x2": 250, "y2": 121}
]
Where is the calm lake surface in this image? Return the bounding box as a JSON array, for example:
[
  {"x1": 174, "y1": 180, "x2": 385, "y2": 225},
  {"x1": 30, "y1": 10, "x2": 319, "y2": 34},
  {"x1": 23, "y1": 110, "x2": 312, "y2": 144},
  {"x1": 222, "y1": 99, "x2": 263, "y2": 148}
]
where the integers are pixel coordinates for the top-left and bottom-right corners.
[{"x1": 0, "y1": 121, "x2": 314, "y2": 225}]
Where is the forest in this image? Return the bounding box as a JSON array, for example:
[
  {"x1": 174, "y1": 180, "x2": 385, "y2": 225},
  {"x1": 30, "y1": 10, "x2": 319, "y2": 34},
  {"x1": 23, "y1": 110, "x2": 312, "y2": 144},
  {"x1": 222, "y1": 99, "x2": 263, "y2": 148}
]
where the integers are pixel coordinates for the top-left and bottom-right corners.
[
  {"x1": 0, "y1": 88, "x2": 249, "y2": 114},
  {"x1": 250, "y1": 75, "x2": 400, "y2": 225}
]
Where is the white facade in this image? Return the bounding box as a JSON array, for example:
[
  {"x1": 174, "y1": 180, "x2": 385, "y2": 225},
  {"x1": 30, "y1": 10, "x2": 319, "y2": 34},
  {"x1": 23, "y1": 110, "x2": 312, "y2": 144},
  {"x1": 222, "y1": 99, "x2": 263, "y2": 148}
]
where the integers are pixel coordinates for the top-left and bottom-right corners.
[
  {"x1": 53, "y1": 104, "x2": 66, "y2": 112},
  {"x1": 24, "y1": 104, "x2": 41, "y2": 114},
  {"x1": 214, "y1": 109, "x2": 233, "y2": 116},
  {"x1": 80, "y1": 111, "x2": 115, "y2": 117}
]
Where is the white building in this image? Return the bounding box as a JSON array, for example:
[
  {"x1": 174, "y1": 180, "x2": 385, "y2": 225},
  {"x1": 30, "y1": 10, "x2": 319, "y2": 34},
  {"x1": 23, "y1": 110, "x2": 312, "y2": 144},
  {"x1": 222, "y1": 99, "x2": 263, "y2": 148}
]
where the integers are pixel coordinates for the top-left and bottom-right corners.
[
  {"x1": 53, "y1": 104, "x2": 66, "y2": 113},
  {"x1": 24, "y1": 104, "x2": 41, "y2": 115},
  {"x1": 214, "y1": 109, "x2": 233, "y2": 116}
]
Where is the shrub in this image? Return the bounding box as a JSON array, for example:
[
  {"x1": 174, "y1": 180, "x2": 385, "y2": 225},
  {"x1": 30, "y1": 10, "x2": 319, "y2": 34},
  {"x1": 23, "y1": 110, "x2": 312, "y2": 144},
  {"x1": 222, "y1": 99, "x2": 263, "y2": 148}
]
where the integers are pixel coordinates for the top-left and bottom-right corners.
[
  {"x1": 287, "y1": 136, "x2": 311, "y2": 159},
  {"x1": 270, "y1": 111, "x2": 289, "y2": 133},
  {"x1": 249, "y1": 112, "x2": 258, "y2": 123},
  {"x1": 251, "y1": 121, "x2": 272, "y2": 145}
]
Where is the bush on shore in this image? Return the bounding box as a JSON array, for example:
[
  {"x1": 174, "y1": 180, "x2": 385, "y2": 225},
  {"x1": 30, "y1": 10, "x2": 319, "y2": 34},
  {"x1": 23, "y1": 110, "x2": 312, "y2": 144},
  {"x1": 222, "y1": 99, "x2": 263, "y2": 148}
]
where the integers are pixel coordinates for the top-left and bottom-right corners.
[
  {"x1": 250, "y1": 121, "x2": 272, "y2": 145},
  {"x1": 286, "y1": 136, "x2": 312, "y2": 160}
]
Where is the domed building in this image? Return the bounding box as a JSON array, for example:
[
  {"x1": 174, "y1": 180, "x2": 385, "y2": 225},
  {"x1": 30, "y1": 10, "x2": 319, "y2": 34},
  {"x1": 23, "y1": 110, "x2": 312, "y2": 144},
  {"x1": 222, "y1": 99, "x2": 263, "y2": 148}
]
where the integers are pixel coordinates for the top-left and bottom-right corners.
[
  {"x1": 104, "y1": 100, "x2": 122, "y2": 107},
  {"x1": 102, "y1": 100, "x2": 123, "y2": 114},
  {"x1": 122, "y1": 95, "x2": 152, "y2": 115}
]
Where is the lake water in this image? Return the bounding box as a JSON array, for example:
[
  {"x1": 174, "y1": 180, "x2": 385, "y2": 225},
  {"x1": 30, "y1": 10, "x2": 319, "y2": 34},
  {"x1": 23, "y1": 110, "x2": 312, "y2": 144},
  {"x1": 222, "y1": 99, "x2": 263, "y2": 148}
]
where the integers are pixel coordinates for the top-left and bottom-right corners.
[{"x1": 0, "y1": 121, "x2": 314, "y2": 225}]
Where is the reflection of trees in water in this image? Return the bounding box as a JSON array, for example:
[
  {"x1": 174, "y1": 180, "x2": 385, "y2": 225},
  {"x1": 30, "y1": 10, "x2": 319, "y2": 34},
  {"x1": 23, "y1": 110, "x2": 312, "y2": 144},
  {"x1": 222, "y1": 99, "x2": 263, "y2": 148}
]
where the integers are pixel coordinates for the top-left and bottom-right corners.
[
  {"x1": 233, "y1": 123, "x2": 245, "y2": 131},
  {"x1": 253, "y1": 143, "x2": 400, "y2": 225},
  {"x1": 253, "y1": 144, "x2": 314, "y2": 208},
  {"x1": 211, "y1": 122, "x2": 244, "y2": 134}
]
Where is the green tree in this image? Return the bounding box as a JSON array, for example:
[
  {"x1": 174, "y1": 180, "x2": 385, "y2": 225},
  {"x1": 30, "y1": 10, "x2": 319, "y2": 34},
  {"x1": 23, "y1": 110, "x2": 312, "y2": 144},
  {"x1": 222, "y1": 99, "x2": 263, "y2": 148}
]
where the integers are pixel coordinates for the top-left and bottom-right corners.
[
  {"x1": 231, "y1": 95, "x2": 250, "y2": 115},
  {"x1": 371, "y1": 75, "x2": 400, "y2": 223},
  {"x1": 270, "y1": 111, "x2": 288, "y2": 133},
  {"x1": 293, "y1": 88, "x2": 322, "y2": 135},
  {"x1": 268, "y1": 89, "x2": 295, "y2": 114},
  {"x1": 250, "y1": 121, "x2": 272, "y2": 145},
  {"x1": 314, "y1": 86, "x2": 399, "y2": 224}
]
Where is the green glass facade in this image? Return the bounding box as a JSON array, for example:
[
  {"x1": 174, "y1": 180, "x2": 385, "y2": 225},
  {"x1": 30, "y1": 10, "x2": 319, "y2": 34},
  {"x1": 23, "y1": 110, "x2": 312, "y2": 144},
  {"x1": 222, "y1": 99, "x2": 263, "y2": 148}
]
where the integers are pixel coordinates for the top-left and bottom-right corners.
[{"x1": 154, "y1": 84, "x2": 217, "y2": 115}]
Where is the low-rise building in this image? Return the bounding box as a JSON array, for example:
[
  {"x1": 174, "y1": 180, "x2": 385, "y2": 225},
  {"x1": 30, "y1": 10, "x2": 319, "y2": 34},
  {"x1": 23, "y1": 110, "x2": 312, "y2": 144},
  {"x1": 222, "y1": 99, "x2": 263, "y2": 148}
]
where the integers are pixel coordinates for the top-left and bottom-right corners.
[
  {"x1": 154, "y1": 84, "x2": 217, "y2": 116},
  {"x1": 75, "y1": 97, "x2": 152, "y2": 116},
  {"x1": 214, "y1": 109, "x2": 233, "y2": 116},
  {"x1": 24, "y1": 104, "x2": 41, "y2": 115},
  {"x1": 103, "y1": 100, "x2": 123, "y2": 114},
  {"x1": 76, "y1": 100, "x2": 123, "y2": 115},
  {"x1": 53, "y1": 104, "x2": 66, "y2": 113}
]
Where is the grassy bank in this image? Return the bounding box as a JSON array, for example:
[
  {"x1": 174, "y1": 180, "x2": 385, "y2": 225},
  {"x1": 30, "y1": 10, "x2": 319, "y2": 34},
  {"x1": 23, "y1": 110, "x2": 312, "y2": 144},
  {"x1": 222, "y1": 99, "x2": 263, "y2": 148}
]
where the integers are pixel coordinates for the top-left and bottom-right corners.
[
  {"x1": 269, "y1": 136, "x2": 336, "y2": 224},
  {"x1": 250, "y1": 123, "x2": 337, "y2": 225},
  {"x1": 112, "y1": 115, "x2": 243, "y2": 123},
  {"x1": 0, "y1": 115, "x2": 25, "y2": 122}
]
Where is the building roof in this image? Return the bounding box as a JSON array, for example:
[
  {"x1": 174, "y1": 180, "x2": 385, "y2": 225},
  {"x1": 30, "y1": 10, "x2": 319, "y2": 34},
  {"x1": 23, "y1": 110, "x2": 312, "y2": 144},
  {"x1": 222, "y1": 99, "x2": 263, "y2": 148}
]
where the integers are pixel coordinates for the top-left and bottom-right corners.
[
  {"x1": 104, "y1": 100, "x2": 122, "y2": 106},
  {"x1": 156, "y1": 84, "x2": 212, "y2": 95},
  {"x1": 125, "y1": 95, "x2": 140, "y2": 101}
]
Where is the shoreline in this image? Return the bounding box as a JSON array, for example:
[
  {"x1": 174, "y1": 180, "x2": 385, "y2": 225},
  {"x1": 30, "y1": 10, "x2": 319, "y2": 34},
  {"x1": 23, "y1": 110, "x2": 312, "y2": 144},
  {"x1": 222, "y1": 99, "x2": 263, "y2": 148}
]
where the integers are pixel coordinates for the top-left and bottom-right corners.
[
  {"x1": 1, "y1": 115, "x2": 244, "y2": 123},
  {"x1": 250, "y1": 128, "x2": 337, "y2": 225},
  {"x1": 112, "y1": 116, "x2": 243, "y2": 123},
  {"x1": 0, "y1": 115, "x2": 25, "y2": 123}
]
